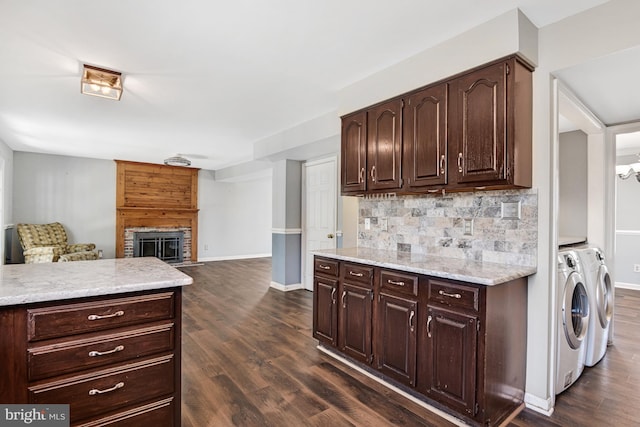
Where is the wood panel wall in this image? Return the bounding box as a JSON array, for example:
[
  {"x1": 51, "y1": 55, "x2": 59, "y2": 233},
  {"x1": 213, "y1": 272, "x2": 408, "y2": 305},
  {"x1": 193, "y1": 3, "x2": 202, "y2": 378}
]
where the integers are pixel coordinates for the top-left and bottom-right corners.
[{"x1": 115, "y1": 160, "x2": 199, "y2": 260}]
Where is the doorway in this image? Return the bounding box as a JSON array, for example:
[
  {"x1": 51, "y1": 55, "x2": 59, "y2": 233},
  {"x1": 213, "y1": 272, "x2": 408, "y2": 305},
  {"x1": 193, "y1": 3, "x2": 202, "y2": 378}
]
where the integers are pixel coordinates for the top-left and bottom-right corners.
[{"x1": 302, "y1": 157, "x2": 337, "y2": 291}]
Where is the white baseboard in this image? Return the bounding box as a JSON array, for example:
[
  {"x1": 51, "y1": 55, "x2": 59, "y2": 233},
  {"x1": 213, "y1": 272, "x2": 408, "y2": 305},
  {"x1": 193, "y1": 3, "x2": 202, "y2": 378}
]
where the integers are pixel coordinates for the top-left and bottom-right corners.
[
  {"x1": 317, "y1": 346, "x2": 468, "y2": 426},
  {"x1": 615, "y1": 282, "x2": 640, "y2": 291},
  {"x1": 198, "y1": 253, "x2": 271, "y2": 262},
  {"x1": 270, "y1": 281, "x2": 304, "y2": 292},
  {"x1": 524, "y1": 393, "x2": 554, "y2": 416}
]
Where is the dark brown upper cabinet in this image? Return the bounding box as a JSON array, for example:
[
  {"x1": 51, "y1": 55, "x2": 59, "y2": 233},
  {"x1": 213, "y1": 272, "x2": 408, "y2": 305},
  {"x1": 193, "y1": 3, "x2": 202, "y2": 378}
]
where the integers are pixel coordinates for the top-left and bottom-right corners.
[
  {"x1": 448, "y1": 57, "x2": 532, "y2": 189},
  {"x1": 340, "y1": 55, "x2": 532, "y2": 195},
  {"x1": 367, "y1": 98, "x2": 404, "y2": 191},
  {"x1": 341, "y1": 111, "x2": 367, "y2": 194},
  {"x1": 403, "y1": 83, "x2": 448, "y2": 190}
]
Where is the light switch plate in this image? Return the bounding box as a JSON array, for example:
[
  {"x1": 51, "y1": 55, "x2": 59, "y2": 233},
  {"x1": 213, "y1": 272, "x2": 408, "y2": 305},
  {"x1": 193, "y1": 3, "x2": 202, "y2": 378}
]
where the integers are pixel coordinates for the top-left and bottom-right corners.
[
  {"x1": 463, "y1": 219, "x2": 473, "y2": 236},
  {"x1": 381, "y1": 218, "x2": 388, "y2": 231},
  {"x1": 501, "y1": 202, "x2": 521, "y2": 219},
  {"x1": 364, "y1": 218, "x2": 371, "y2": 230}
]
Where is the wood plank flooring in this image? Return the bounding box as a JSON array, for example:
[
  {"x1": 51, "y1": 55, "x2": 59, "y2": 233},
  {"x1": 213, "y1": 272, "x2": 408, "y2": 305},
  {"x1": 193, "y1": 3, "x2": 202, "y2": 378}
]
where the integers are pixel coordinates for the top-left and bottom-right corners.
[{"x1": 179, "y1": 258, "x2": 640, "y2": 426}]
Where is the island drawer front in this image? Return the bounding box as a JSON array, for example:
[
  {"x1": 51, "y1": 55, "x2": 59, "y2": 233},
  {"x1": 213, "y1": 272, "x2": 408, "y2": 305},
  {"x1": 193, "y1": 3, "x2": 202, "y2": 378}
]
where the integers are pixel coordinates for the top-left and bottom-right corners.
[
  {"x1": 27, "y1": 322, "x2": 175, "y2": 381},
  {"x1": 27, "y1": 292, "x2": 175, "y2": 342},
  {"x1": 429, "y1": 279, "x2": 479, "y2": 312},
  {"x1": 342, "y1": 263, "x2": 374, "y2": 286},
  {"x1": 76, "y1": 397, "x2": 175, "y2": 427},
  {"x1": 380, "y1": 270, "x2": 419, "y2": 297},
  {"x1": 28, "y1": 355, "x2": 174, "y2": 424},
  {"x1": 315, "y1": 257, "x2": 339, "y2": 277}
]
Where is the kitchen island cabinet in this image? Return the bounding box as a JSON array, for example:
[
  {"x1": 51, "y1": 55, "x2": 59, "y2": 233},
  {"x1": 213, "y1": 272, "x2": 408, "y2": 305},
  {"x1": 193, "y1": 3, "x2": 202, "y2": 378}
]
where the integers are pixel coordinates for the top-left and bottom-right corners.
[
  {"x1": 0, "y1": 257, "x2": 192, "y2": 426},
  {"x1": 312, "y1": 248, "x2": 532, "y2": 427}
]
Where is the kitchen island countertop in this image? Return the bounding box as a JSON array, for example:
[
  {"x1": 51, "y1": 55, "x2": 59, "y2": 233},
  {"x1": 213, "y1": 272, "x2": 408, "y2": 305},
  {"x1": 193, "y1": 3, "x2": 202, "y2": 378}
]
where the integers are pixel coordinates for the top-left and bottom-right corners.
[
  {"x1": 0, "y1": 257, "x2": 193, "y2": 306},
  {"x1": 313, "y1": 247, "x2": 536, "y2": 286}
]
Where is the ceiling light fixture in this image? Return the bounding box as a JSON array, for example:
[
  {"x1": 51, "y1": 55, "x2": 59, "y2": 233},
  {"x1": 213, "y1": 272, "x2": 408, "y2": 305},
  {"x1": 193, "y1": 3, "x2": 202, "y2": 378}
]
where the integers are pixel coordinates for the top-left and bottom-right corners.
[
  {"x1": 164, "y1": 155, "x2": 191, "y2": 167},
  {"x1": 81, "y1": 64, "x2": 123, "y2": 100},
  {"x1": 616, "y1": 154, "x2": 640, "y2": 182}
]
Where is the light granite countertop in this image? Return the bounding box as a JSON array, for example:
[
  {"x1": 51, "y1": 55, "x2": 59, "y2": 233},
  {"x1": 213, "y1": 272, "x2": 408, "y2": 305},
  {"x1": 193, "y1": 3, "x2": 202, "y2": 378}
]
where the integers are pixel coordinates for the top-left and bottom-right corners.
[
  {"x1": 313, "y1": 247, "x2": 536, "y2": 286},
  {"x1": 0, "y1": 257, "x2": 193, "y2": 307}
]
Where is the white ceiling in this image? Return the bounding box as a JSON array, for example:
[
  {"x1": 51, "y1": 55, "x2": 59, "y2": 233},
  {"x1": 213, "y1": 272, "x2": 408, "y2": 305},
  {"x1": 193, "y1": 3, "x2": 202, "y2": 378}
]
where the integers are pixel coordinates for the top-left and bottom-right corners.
[{"x1": 0, "y1": 0, "x2": 613, "y2": 170}]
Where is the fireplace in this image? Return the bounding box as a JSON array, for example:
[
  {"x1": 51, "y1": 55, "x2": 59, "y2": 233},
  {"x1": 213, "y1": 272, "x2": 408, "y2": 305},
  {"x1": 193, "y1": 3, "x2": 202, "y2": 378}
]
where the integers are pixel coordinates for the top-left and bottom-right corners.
[{"x1": 133, "y1": 231, "x2": 184, "y2": 264}]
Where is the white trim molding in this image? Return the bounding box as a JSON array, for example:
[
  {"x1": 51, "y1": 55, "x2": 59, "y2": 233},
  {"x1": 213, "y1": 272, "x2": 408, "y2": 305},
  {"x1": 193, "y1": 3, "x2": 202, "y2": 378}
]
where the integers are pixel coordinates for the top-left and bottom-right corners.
[
  {"x1": 524, "y1": 393, "x2": 554, "y2": 416},
  {"x1": 615, "y1": 230, "x2": 640, "y2": 236},
  {"x1": 271, "y1": 228, "x2": 302, "y2": 235},
  {"x1": 198, "y1": 253, "x2": 271, "y2": 262},
  {"x1": 270, "y1": 281, "x2": 304, "y2": 292},
  {"x1": 615, "y1": 282, "x2": 640, "y2": 291}
]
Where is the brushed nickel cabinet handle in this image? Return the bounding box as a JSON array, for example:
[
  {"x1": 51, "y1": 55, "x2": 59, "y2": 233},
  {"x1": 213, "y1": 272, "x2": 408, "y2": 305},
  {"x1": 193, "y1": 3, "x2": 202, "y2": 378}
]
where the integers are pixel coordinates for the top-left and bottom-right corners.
[
  {"x1": 89, "y1": 381, "x2": 124, "y2": 396},
  {"x1": 349, "y1": 271, "x2": 363, "y2": 277},
  {"x1": 440, "y1": 154, "x2": 446, "y2": 174},
  {"x1": 89, "y1": 345, "x2": 125, "y2": 357},
  {"x1": 387, "y1": 279, "x2": 405, "y2": 287},
  {"x1": 331, "y1": 288, "x2": 336, "y2": 304},
  {"x1": 87, "y1": 310, "x2": 124, "y2": 321},
  {"x1": 439, "y1": 290, "x2": 462, "y2": 299},
  {"x1": 370, "y1": 166, "x2": 377, "y2": 182},
  {"x1": 359, "y1": 167, "x2": 365, "y2": 183},
  {"x1": 341, "y1": 291, "x2": 347, "y2": 308},
  {"x1": 318, "y1": 265, "x2": 331, "y2": 270},
  {"x1": 427, "y1": 315, "x2": 433, "y2": 338},
  {"x1": 409, "y1": 310, "x2": 415, "y2": 332},
  {"x1": 457, "y1": 153, "x2": 463, "y2": 173}
]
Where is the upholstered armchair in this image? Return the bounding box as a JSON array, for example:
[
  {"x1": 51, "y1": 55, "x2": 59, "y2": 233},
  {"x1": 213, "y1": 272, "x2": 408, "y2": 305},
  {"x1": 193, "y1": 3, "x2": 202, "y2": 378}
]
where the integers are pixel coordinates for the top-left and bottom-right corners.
[{"x1": 17, "y1": 222, "x2": 99, "y2": 263}]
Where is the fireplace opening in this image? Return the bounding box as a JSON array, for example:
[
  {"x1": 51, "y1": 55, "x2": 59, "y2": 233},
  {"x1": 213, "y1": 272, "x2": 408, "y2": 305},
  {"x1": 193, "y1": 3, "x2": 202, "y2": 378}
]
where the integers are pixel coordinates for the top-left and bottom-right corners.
[{"x1": 133, "y1": 231, "x2": 184, "y2": 264}]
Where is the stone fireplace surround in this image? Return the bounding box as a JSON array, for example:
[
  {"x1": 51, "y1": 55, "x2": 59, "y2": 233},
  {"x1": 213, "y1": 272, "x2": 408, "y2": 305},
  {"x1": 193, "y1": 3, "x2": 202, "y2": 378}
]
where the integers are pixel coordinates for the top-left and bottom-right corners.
[{"x1": 124, "y1": 227, "x2": 192, "y2": 261}]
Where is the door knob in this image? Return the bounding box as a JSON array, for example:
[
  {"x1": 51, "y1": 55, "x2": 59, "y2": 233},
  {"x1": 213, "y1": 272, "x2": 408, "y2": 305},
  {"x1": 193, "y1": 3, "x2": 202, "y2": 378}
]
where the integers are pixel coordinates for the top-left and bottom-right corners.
[{"x1": 327, "y1": 233, "x2": 334, "y2": 239}]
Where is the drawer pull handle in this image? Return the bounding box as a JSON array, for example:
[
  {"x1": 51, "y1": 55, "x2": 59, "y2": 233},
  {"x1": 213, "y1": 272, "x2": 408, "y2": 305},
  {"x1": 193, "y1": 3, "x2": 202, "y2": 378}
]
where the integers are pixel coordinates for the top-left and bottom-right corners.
[
  {"x1": 89, "y1": 381, "x2": 124, "y2": 396},
  {"x1": 331, "y1": 288, "x2": 336, "y2": 304},
  {"x1": 387, "y1": 279, "x2": 405, "y2": 287},
  {"x1": 318, "y1": 265, "x2": 331, "y2": 270},
  {"x1": 88, "y1": 345, "x2": 125, "y2": 357},
  {"x1": 88, "y1": 310, "x2": 124, "y2": 321},
  {"x1": 427, "y1": 315, "x2": 433, "y2": 338},
  {"x1": 342, "y1": 291, "x2": 347, "y2": 308},
  {"x1": 349, "y1": 271, "x2": 364, "y2": 277},
  {"x1": 439, "y1": 290, "x2": 462, "y2": 299},
  {"x1": 409, "y1": 310, "x2": 415, "y2": 332}
]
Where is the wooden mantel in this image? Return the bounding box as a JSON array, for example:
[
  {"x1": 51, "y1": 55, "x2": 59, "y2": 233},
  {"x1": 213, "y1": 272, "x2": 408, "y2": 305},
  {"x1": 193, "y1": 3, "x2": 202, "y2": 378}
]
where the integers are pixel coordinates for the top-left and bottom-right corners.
[{"x1": 115, "y1": 160, "x2": 199, "y2": 260}]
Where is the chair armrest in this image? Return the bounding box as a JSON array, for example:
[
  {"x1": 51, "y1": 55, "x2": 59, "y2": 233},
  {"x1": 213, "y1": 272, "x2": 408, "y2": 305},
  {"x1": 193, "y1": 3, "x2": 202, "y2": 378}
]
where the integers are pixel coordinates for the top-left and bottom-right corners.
[
  {"x1": 23, "y1": 246, "x2": 61, "y2": 256},
  {"x1": 59, "y1": 251, "x2": 99, "y2": 262},
  {"x1": 67, "y1": 243, "x2": 96, "y2": 253}
]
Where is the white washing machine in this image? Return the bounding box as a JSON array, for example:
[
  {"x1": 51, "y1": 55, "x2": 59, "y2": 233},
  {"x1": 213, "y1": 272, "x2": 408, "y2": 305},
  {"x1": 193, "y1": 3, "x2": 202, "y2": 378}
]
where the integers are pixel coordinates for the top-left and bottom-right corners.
[
  {"x1": 575, "y1": 247, "x2": 613, "y2": 366},
  {"x1": 556, "y1": 249, "x2": 590, "y2": 394}
]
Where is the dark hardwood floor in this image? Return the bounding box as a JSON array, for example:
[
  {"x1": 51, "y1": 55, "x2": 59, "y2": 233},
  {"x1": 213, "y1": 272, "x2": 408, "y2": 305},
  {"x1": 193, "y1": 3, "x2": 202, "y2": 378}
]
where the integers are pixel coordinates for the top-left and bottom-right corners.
[{"x1": 179, "y1": 258, "x2": 640, "y2": 426}]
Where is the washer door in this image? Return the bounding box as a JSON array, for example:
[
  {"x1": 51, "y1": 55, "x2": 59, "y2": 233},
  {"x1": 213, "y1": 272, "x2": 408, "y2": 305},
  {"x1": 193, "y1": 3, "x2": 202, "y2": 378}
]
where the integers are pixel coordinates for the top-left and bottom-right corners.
[
  {"x1": 596, "y1": 265, "x2": 613, "y2": 329},
  {"x1": 563, "y1": 273, "x2": 590, "y2": 349}
]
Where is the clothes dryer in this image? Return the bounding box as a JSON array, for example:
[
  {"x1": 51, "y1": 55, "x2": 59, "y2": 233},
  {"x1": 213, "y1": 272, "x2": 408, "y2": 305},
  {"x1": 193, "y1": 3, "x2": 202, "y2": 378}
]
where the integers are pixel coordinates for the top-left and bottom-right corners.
[
  {"x1": 575, "y1": 247, "x2": 613, "y2": 366},
  {"x1": 556, "y1": 249, "x2": 590, "y2": 394}
]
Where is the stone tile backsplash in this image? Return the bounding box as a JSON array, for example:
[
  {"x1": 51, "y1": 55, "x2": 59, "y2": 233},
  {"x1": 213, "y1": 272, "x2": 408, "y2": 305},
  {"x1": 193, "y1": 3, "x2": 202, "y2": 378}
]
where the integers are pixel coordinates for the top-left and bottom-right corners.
[{"x1": 358, "y1": 189, "x2": 538, "y2": 267}]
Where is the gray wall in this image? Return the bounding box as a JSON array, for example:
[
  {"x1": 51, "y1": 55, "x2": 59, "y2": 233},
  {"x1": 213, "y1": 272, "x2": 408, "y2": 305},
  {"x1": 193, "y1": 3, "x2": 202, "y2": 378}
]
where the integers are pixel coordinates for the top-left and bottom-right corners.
[
  {"x1": 13, "y1": 152, "x2": 116, "y2": 258},
  {"x1": 0, "y1": 139, "x2": 14, "y2": 262},
  {"x1": 615, "y1": 153, "x2": 640, "y2": 285},
  {"x1": 559, "y1": 130, "x2": 588, "y2": 239},
  {"x1": 12, "y1": 153, "x2": 272, "y2": 261}
]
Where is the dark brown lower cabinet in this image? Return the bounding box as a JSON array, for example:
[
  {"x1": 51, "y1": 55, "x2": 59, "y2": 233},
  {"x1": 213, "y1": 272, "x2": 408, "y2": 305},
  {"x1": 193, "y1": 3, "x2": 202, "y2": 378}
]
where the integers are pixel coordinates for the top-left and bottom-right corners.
[
  {"x1": 339, "y1": 283, "x2": 373, "y2": 363},
  {"x1": 376, "y1": 293, "x2": 417, "y2": 387},
  {"x1": 312, "y1": 255, "x2": 528, "y2": 427},
  {"x1": 421, "y1": 306, "x2": 478, "y2": 417}
]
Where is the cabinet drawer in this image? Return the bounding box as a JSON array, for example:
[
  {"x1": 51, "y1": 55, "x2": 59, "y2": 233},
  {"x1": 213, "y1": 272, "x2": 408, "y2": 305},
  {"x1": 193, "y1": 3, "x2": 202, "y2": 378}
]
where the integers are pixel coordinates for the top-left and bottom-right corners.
[
  {"x1": 76, "y1": 397, "x2": 175, "y2": 427},
  {"x1": 342, "y1": 263, "x2": 373, "y2": 286},
  {"x1": 29, "y1": 354, "x2": 175, "y2": 424},
  {"x1": 27, "y1": 292, "x2": 175, "y2": 342},
  {"x1": 429, "y1": 279, "x2": 479, "y2": 312},
  {"x1": 380, "y1": 270, "x2": 419, "y2": 297},
  {"x1": 315, "y1": 257, "x2": 339, "y2": 277},
  {"x1": 28, "y1": 322, "x2": 175, "y2": 381}
]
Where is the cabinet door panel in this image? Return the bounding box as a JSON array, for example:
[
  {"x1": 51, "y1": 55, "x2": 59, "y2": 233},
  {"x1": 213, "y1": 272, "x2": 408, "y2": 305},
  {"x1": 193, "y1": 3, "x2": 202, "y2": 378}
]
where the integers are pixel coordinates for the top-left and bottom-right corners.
[
  {"x1": 341, "y1": 111, "x2": 367, "y2": 194},
  {"x1": 424, "y1": 306, "x2": 477, "y2": 417},
  {"x1": 367, "y1": 99, "x2": 403, "y2": 190},
  {"x1": 376, "y1": 293, "x2": 417, "y2": 386},
  {"x1": 339, "y1": 283, "x2": 373, "y2": 363},
  {"x1": 452, "y1": 62, "x2": 506, "y2": 185},
  {"x1": 313, "y1": 277, "x2": 338, "y2": 347},
  {"x1": 404, "y1": 84, "x2": 448, "y2": 188}
]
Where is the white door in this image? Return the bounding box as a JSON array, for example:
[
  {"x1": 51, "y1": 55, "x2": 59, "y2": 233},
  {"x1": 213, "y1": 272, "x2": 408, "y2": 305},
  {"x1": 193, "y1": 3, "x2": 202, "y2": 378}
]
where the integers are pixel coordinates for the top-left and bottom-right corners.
[{"x1": 303, "y1": 158, "x2": 337, "y2": 291}]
